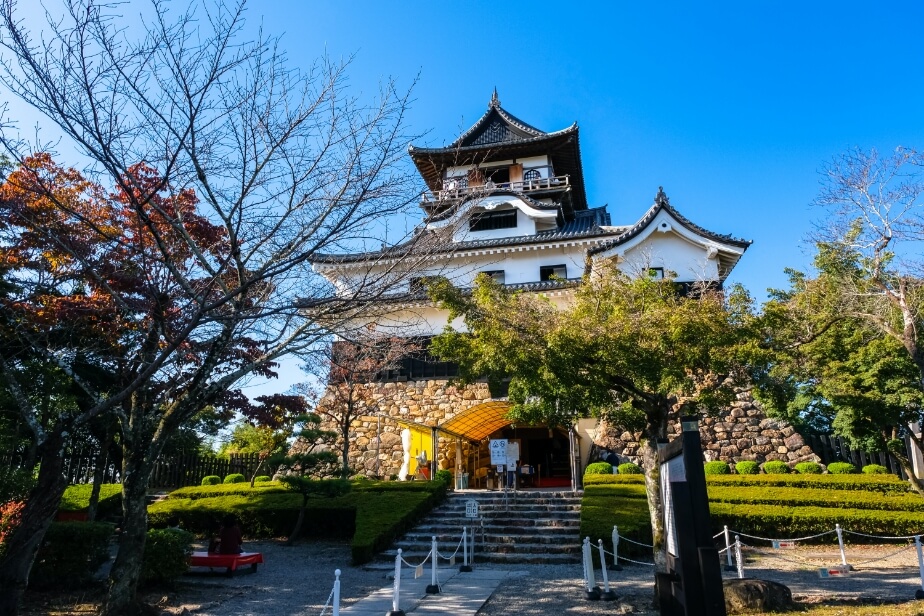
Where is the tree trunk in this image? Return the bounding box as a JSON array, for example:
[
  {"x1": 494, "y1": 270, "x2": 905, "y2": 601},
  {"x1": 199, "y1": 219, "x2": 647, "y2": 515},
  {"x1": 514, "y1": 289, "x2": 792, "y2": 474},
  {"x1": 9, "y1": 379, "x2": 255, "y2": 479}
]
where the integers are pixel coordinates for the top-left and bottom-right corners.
[
  {"x1": 640, "y1": 430, "x2": 667, "y2": 573},
  {"x1": 0, "y1": 433, "x2": 68, "y2": 616},
  {"x1": 285, "y1": 494, "x2": 309, "y2": 546},
  {"x1": 87, "y1": 426, "x2": 114, "y2": 522},
  {"x1": 340, "y1": 419, "x2": 351, "y2": 479},
  {"x1": 101, "y1": 450, "x2": 151, "y2": 616}
]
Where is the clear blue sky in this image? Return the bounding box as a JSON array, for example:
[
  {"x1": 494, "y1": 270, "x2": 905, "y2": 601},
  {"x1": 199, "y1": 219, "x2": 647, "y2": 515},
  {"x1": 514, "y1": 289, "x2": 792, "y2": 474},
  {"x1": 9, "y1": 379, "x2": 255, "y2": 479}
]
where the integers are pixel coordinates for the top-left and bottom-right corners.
[{"x1": 9, "y1": 1, "x2": 924, "y2": 397}]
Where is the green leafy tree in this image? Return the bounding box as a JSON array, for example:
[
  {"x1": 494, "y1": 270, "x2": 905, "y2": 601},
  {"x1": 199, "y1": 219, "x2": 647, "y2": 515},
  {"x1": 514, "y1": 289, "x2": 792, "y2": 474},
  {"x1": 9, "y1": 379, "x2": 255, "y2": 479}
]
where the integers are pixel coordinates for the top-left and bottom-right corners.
[
  {"x1": 429, "y1": 270, "x2": 753, "y2": 572},
  {"x1": 756, "y1": 147, "x2": 924, "y2": 493}
]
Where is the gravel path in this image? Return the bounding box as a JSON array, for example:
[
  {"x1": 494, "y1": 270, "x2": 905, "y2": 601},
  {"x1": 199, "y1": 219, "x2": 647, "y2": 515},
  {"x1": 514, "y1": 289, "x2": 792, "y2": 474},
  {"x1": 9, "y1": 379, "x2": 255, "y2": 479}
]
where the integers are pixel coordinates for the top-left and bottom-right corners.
[{"x1": 164, "y1": 541, "x2": 924, "y2": 615}]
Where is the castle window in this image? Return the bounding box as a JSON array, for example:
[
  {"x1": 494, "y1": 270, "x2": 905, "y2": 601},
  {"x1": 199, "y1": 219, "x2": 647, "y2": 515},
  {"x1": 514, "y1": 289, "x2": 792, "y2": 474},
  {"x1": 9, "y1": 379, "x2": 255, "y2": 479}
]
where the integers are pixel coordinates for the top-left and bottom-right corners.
[
  {"x1": 470, "y1": 209, "x2": 517, "y2": 231},
  {"x1": 523, "y1": 168, "x2": 541, "y2": 181},
  {"x1": 539, "y1": 264, "x2": 567, "y2": 281},
  {"x1": 649, "y1": 267, "x2": 664, "y2": 280}
]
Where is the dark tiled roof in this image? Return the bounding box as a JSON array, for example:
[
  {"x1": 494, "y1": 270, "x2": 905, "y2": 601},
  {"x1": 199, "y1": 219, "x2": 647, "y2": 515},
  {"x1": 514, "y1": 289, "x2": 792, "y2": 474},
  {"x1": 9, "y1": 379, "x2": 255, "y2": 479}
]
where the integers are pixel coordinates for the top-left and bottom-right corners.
[
  {"x1": 312, "y1": 207, "x2": 616, "y2": 265},
  {"x1": 588, "y1": 188, "x2": 752, "y2": 256},
  {"x1": 365, "y1": 277, "x2": 583, "y2": 306}
]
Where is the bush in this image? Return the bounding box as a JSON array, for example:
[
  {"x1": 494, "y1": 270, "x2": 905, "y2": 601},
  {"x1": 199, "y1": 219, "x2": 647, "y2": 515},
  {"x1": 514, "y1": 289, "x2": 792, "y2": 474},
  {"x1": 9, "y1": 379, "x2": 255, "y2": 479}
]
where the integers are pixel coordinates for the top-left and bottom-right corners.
[
  {"x1": 706, "y1": 473, "x2": 908, "y2": 493},
  {"x1": 617, "y1": 462, "x2": 643, "y2": 475},
  {"x1": 735, "y1": 461, "x2": 760, "y2": 475},
  {"x1": 168, "y1": 483, "x2": 288, "y2": 500},
  {"x1": 794, "y1": 462, "x2": 822, "y2": 474},
  {"x1": 863, "y1": 464, "x2": 889, "y2": 475},
  {"x1": 584, "y1": 462, "x2": 614, "y2": 475},
  {"x1": 0, "y1": 467, "x2": 34, "y2": 503},
  {"x1": 201, "y1": 475, "x2": 221, "y2": 485},
  {"x1": 582, "y1": 474, "x2": 645, "y2": 485},
  {"x1": 29, "y1": 522, "x2": 113, "y2": 589},
  {"x1": 142, "y1": 528, "x2": 194, "y2": 584},
  {"x1": 762, "y1": 461, "x2": 790, "y2": 474},
  {"x1": 827, "y1": 462, "x2": 857, "y2": 475},
  {"x1": 0, "y1": 500, "x2": 25, "y2": 556},
  {"x1": 223, "y1": 473, "x2": 246, "y2": 484},
  {"x1": 704, "y1": 461, "x2": 730, "y2": 475},
  {"x1": 434, "y1": 469, "x2": 453, "y2": 485},
  {"x1": 254, "y1": 475, "x2": 272, "y2": 483},
  {"x1": 59, "y1": 484, "x2": 122, "y2": 518}
]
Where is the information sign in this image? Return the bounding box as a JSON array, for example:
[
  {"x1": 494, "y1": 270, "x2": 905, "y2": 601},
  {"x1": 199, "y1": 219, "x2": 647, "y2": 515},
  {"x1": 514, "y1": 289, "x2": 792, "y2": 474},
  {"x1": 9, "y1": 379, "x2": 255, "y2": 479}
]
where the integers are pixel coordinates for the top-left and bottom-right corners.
[
  {"x1": 489, "y1": 439, "x2": 508, "y2": 465},
  {"x1": 506, "y1": 441, "x2": 520, "y2": 464},
  {"x1": 465, "y1": 499, "x2": 479, "y2": 518},
  {"x1": 772, "y1": 540, "x2": 795, "y2": 549},
  {"x1": 818, "y1": 567, "x2": 849, "y2": 578}
]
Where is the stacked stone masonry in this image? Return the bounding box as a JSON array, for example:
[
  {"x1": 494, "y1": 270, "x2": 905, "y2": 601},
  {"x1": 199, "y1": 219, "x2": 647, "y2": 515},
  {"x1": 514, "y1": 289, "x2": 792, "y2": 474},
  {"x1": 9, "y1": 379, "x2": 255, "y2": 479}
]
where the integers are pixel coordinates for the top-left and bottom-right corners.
[{"x1": 316, "y1": 380, "x2": 818, "y2": 479}]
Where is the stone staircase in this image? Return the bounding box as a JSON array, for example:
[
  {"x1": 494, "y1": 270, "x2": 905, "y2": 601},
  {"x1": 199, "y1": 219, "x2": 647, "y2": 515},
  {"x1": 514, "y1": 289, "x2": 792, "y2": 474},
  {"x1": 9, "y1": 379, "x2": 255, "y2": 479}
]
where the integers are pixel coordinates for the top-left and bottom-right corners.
[{"x1": 377, "y1": 490, "x2": 583, "y2": 566}]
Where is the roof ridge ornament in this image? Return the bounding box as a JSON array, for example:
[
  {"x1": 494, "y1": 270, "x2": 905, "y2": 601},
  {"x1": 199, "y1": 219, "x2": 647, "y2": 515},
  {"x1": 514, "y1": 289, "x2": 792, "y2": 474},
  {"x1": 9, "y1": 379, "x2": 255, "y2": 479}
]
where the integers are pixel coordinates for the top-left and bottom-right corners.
[
  {"x1": 655, "y1": 186, "x2": 670, "y2": 206},
  {"x1": 490, "y1": 87, "x2": 500, "y2": 108}
]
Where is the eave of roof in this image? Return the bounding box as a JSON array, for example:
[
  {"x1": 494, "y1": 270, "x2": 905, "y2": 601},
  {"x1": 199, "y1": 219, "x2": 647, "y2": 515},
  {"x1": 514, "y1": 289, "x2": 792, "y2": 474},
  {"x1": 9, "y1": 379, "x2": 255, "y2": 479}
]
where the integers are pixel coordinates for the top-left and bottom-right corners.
[
  {"x1": 587, "y1": 188, "x2": 752, "y2": 257},
  {"x1": 424, "y1": 189, "x2": 562, "y2": 224}
]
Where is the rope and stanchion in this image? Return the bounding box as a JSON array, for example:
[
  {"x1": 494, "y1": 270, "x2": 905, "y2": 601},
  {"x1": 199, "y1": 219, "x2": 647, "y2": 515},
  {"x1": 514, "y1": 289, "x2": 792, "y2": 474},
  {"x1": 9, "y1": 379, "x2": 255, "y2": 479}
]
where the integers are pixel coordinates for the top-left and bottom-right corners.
[
  {"x1": 596, "y1": 539, "x2": 617, "y2": 601},
  {"x1": 734, "y1": 535, "x2": 745, "y2": 580},
  {"x1": 386, "y1": 549, "x2": 405, "y2": 616},
  {"x1": 460, "y1": 526, "x2": 472, "y2": 572},
  {"x1": 835, "y1": 523, "x2": 852, "y2": 570},
  {"x1": 582, "y1": 537, "x2": 601, "y2": 600},
  {"x1": 426, "y1": 536, "x2": 440, "y2": 594},
  {"x1": 319, "y1": 569, "x2": 342, "y2": 616},
  {"x1": 724, "y1": 525, "x2": 735, "y2": 571},
  {"x1": 610, "y1": 526, "x2": 622, "y2": 571},
  {"x1": 915, "y1": 535, "x2": 924, "y2": 600}
]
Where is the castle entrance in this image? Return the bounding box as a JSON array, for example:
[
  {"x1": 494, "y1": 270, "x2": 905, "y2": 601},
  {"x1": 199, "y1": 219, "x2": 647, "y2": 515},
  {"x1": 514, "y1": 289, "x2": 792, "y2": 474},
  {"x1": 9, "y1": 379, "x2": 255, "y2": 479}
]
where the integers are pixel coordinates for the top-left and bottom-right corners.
[{"x1": 438, "y1": 401, "x2": 577, "y2": 489}]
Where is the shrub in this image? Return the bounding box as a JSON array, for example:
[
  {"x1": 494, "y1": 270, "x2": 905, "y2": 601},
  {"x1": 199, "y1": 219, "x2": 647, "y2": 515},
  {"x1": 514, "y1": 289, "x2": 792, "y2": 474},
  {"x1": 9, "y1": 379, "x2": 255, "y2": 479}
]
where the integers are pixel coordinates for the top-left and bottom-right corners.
[
  {"x1": 201, "y1": 475, "x2": 221, "y2": 485},
  {"x1": 794, "y1": 462, "x2": 822, "y2": 474},
  {"x1": 142, "y1": 528, "x2": 194, "y2": 584},
  {"x1": 705, "y1": 473, "x2": 908, "y2": 493},
  {"x1": 29, "y1": 522, "x2": 113, "y2": 589},
  {"x1": 863, "y1": 464, "x2": 889, "y2": 475},
  {"x1": 827, "y1": 462, "x2": 857, "y2": 475},
  {"x1": 582, "y1": 474, "x2": 645, "y2": 485},
  {"x1": 223, "y1": 473, "x2": 246, "y2": 484},
  {"x1": 617, "y1": 462, "x2": 643, "y2": 475},
  {"x1": 254, "y1": 475, "x2": 272, "y2": 483},
  {"x1": 0, "y1": 467, "x2": 34, "y2": 503},
  {"x1": 59, "y1": 484, "x2": 122, "y2": 518},
  {"x1": 762, "y1": 461, "x2": 790, "y2": 474},
  {"x1": 434, "y1": 469, "x2": 453, "y2": 485},
  {"x1": 735, "y1": 461, "x2": 760, "y2": 475},
  {"x1": 704, "y1": 461, "x2": 730, "y2": 475},
  {"x1": 584, "y1": 462, "x2": 614, "y2": 475},
  {"x1": 0, "y1": 500, "x2": 25, "y2": 556}
]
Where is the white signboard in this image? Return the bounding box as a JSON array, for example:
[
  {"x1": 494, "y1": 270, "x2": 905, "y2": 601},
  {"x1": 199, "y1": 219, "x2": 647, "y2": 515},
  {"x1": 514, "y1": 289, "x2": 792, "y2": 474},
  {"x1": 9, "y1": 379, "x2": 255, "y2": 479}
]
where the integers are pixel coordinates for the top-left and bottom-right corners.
[
  {"x1": 465, "y1": 499, "x2": 479, "y2": 518},
  {"x1": 489, "y1": 439, "x2": 508, "y2": 466},
  {"x1": 506, "y1": 441, "x2": 520, "y2": 465},
  {"x1": 661, "y1": 454, "x2": 686, "y2": 557}
]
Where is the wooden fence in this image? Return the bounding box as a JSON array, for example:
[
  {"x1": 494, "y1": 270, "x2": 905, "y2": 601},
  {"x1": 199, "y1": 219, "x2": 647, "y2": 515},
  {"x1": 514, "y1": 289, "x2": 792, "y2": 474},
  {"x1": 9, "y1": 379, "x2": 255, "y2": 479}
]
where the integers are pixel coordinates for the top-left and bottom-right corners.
[
  {"x1": 1, "y1": 451, "x2": 263, "y2": 488},
  {"x1": 805, "y1": 434, "x2": 911, "y2": 479}
]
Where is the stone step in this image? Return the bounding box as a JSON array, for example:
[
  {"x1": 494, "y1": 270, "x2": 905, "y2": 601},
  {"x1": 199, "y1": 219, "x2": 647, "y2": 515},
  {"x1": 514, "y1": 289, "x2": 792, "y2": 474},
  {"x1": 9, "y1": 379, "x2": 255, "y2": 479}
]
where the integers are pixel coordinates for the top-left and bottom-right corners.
[
  {"x1": 412, "y1": 521, "x2": 580, "y2": 533},
  {"x1": 399, "y1": 532, "x2": 577, "y2": 545}
]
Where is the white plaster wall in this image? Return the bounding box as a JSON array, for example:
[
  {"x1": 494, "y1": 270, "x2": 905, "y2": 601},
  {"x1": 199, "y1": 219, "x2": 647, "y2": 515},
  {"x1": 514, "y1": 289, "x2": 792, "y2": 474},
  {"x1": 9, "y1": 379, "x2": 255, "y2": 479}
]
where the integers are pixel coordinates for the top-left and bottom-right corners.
[
  {"x1": 617, "y1": 232, "x2": 720, "y2": 282},
  {"x1": 444, "y1": 155, "x2": 550, "y2": 179},
  {"x1": 451, "y1": 207, "x2": 537, "y2": 242}
]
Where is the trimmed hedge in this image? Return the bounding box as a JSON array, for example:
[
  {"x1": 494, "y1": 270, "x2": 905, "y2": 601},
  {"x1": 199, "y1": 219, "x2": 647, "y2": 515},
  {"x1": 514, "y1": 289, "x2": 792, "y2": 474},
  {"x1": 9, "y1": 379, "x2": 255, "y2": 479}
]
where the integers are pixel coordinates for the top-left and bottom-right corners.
[
  {"x1": 584, "y1": 462, "x2": 614, "y2": 475},
  {"x1": 762, "y1": 461, "x2": 790, "y2": 474},
  {"x1": 142, "y1": 528, "x2": 193, "y2": 584},
  {"x1": 223, "y1": 473, "x2": 246, "y2": 484},
  {"x1": 167, "y1": 482, "x2": 288, "y2": 500},
  {"x1": 201, "y1": 475, "x2": 221, "y2": 485},
  {"x1": 707, "y1": 485, "x2": 924, "y2": 512},
  {"x1": 582, "y1": 474, "x2": 645, "y2": 485},
  {"x1": 705, "y1": 473, "x2": 909, "y2": 493},
  {"x1": 617, "y1": 463, "x2": 643, "y2": 475},
  {"x1": 735, "y1": 461, "x2": 760, "y2": 475},
  {"x1": 255, "y1": 475, "x2": 272, "y2": 483},
  {"x1": 827, "y1": 462, "x2": 857, "y2": 475},
  {"x1": 704, "y1": 461, "x2": 730, "y2": 475},
  {"x1": 863, "y1": 464, "x2": 889, "y2": 475},
  {"x1": 29, "y1": 522, "x2": 113, "y2": 589},
  {"x1": 59, "y1": 484, "x2": 122, "y2": 518},
  {"x1": 794, "y1": 461, "x2": 822, "y2": 474},
  {"x1": 580, "y1": 484, "x2": 652, "y2": 556}
]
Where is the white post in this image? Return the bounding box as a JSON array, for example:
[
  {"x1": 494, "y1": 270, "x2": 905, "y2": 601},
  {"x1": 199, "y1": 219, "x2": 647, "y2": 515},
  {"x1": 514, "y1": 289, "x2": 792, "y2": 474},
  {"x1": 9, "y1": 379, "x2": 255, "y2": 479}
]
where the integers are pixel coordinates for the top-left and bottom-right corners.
[
  {"x1": 724, "y1": 525, "x2": 734, "y2": 570},
  {"x1": 388, "y1": 549, "x2": 404, "y2": 616},
  {"x1": 735, "y1": 535, "x2": 744, "y2": 579},
  {"x1": 916, "y1": 535, "x2": 924, "y2": 599},
  {"x1": 836, "y1": 523, "x2": 849, "y2": 568},
  {"x1": 582, "y1": 537, "x2": 600, "y2": 600},
  {"x1": 332, "y1": 569, "x2": 341, "y2": 616},
  {"x1": 611, "y1": 525, "x2": 622, "y2": 570},
  {"x1": 425, "y1": 536, "x2": 439, "y2": 594},
  {"x1": 463, "y1": 526, "x2": 468, "y2": 566},
  {"x1": 597, "y1": 539, "x2": 616, "y2": 600}
]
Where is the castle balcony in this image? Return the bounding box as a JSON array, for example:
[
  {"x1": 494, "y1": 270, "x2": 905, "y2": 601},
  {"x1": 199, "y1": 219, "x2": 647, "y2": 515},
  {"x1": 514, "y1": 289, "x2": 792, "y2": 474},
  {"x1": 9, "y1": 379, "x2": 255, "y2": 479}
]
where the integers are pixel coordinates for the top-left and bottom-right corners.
[{"x1": 420, "y1": 174, "x2": 570, "y2": 205}]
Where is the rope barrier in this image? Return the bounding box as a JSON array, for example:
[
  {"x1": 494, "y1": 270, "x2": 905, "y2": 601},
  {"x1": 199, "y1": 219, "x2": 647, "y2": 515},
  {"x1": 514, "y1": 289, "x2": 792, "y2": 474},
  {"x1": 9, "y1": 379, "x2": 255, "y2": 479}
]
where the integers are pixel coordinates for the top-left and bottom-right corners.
[
  {"x1": 619, "y1": 536, "x2": 654, "y2": 548},
  {"x1": 319, "y1": 569, "x2": 341, "y2": 616},
  {"x1": 842, "y1": 529, "x2": 920, "y2": 541},
  {"x1": 399, "y1": 549, "x2": 432, "y2": 569},
  {"x1": 729, "y1": 528, "x2": 836, "y2": 543},
  {"x1": 319, "y1": 587, "x2": 335, "y2": 616}
]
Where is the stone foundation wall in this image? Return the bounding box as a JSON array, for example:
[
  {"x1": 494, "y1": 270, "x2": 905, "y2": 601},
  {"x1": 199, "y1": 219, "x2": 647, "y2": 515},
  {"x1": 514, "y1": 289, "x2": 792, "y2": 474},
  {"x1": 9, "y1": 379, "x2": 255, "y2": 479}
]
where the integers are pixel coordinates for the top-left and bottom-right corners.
[
  {"x1": 592, "y1": 391, "x2": 819, "y2": 465},
  {"x1": 314, "y1": 381, "x2": 818, "y2": 478},
  {"x1": 316, "y1": 380, "x2": 492, "y2": 479}
]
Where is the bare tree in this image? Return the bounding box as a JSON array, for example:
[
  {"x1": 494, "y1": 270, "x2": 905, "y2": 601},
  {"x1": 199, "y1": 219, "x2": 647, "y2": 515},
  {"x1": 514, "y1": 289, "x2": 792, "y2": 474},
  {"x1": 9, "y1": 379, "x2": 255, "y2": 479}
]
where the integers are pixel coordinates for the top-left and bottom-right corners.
[
  {"x1": 310, "y1": 332, "x2": 418, "y2": 479},
  {"x1": 0, "y1": 1, "x2": 430, "y2": 613}
]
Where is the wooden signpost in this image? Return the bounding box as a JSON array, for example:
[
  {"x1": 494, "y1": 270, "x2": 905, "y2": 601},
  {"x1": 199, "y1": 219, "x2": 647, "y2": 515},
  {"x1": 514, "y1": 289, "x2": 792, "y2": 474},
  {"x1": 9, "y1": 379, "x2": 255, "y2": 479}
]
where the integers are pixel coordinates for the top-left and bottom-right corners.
[{"x1": 657, "y1": 416, "x2": 727, "y2": 616}]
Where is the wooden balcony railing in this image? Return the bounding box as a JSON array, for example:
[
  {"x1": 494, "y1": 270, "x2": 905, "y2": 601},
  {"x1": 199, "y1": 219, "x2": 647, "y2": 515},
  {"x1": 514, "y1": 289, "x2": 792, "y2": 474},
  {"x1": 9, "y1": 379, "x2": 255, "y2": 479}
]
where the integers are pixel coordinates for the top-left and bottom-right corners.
[{"x1": 422, "y1": 174, "x2": 570, "y2": 203}]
